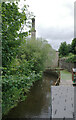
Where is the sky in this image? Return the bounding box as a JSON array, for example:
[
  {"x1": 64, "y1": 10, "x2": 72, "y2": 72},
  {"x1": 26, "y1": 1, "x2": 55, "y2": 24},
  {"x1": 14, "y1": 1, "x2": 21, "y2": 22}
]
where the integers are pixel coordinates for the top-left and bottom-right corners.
[{"x1": 19, "y1": 0, "x2": 75, "y2": 50}]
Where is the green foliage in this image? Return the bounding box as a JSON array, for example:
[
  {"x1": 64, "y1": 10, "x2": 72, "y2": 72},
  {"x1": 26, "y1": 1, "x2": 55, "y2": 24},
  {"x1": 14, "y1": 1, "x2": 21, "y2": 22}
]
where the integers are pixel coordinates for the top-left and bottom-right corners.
[
  {"x1": 17, "y1": 38, "x2": 54, "y2": 73},
  {"x1": 2, "y1": 72, "x2": 42, "y2": 115},
  {"x1": 58, "y1": 38, "x2": 76, "y2": 62},
  {"x1": 67, "y1": 44, "x2": 72, "y2": 53},
  {"x1": 2, "y1": 1, "x2": 57, "y2": 116},
  {"x1": 2, "y1": 2, "x2": 28, "y2": 68},
  {"x1": 2, "y1": 37, "x2": 55, "y2": 115},
  {"x1": 71, "y1": 38, "x2": 76, "y2": 54},
  {"x1": 59, "y1": 38, "x2": 76, "y2": 58},
  {"x1": 65, "y1": 53, "x2": 76, "y2": 63},
  {"x1": 2, "y1": 1, "x2": 34, "y2": 115},
  {"x1": 58, "y1": 42, "x2": 69, "y2": 57}
]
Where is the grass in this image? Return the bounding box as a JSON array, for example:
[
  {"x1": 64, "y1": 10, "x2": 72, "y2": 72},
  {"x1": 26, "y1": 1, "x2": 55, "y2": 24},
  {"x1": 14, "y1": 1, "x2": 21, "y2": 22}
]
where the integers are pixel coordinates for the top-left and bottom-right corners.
[{"x1": 61, "y1": 70, "x2": 72, "y2": 80}]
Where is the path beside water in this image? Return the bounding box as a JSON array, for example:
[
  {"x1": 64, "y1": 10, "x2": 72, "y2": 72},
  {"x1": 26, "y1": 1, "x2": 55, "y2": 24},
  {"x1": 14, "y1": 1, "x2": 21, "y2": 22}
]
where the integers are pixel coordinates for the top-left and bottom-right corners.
[
  {"x1": 51, "y1": 70, "x2": 75, "y2": 119},
  {"x1": 60, "y1": 70, "x2": 72, "y2": 85}
]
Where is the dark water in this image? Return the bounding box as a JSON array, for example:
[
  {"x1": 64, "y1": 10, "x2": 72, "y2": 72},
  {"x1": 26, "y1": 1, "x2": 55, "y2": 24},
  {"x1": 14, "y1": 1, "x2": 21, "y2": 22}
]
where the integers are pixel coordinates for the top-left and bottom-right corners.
[{"x1": 4, "y1": 73, "x2": 57, "y2": 119}]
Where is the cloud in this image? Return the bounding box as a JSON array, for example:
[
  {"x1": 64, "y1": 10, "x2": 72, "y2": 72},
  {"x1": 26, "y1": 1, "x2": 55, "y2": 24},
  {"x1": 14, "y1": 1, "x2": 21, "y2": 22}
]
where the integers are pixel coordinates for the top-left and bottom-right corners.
[
  {"x1": 38, "y1": 26, "x2": 73, "y2": 40},
  {"x1": 20, "y1": 0, "x2": 75, "y2": 50},
  {"x1": 37, "y1": 26, "x2": 74, "y2": 50}
]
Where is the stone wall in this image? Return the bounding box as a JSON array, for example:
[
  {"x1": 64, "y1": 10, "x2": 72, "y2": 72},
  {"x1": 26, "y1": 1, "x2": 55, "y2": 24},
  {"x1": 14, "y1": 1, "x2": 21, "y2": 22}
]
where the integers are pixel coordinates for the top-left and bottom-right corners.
[
  {"x1": 51, "y1": 51, "x2": 59, "y2": 68},
  {"x1": 59, "y1": 58, "x2": 76, "y2": 72}
]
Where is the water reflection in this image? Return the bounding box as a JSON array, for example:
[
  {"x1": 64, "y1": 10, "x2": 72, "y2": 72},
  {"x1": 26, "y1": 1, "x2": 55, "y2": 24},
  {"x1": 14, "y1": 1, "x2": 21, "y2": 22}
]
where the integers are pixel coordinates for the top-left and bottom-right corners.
[{"x1": 4, "y1": 73, "x2": 57, "y2": 119}]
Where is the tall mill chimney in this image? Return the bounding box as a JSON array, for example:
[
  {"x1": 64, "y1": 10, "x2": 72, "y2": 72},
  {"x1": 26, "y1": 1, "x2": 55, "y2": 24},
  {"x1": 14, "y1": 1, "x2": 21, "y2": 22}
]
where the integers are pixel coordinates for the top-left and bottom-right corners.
[{"x1": 31, "y1": 18, "x2": 36, "y2": 38}]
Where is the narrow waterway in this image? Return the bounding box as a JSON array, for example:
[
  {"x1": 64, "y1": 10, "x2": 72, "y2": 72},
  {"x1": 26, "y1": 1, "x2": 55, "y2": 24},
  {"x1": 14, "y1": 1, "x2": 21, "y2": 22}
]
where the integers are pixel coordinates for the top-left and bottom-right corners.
[{"x1": 4, "y1": 73, "x2": 57, "y2": 119}]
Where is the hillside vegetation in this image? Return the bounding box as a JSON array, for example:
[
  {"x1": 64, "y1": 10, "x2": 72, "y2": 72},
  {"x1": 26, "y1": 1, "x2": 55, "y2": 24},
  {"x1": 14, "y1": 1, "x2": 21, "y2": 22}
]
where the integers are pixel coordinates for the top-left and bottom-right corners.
[{"x1": 2, "y1": 2, "x2": 56, "y2": 115}]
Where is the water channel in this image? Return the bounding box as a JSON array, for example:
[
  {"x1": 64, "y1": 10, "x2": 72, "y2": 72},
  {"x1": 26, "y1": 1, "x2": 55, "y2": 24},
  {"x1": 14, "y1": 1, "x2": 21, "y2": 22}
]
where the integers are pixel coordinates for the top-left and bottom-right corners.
[{"x1": 3, "y1": 72, "x2": 57, "y2": 119}]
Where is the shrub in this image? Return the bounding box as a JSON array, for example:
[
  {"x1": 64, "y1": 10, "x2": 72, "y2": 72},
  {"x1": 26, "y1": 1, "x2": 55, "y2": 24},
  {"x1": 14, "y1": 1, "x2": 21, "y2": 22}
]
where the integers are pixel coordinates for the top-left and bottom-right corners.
[{"x1": 65, "y1": 54, "x2": 76, "y2": 63}]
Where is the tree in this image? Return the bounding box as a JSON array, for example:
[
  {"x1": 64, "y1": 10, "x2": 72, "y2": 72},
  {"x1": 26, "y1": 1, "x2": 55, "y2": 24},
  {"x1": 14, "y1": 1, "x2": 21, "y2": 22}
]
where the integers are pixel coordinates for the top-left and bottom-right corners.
[
  {"x1": 17, "y1": 38, "x2": 53, "y2": 73},
  {"x1": 71, "y1": 38, "x2": 76, "y2": 54},
  {"x1": 58, "y1": 42, "x2": 69, "y2": 57},
  {"x1": 2, "y1": 2, "x2": 28, "y2": 68},
  {"x1": 67, "y1": 44, "x2": 72, "y2": 53}
]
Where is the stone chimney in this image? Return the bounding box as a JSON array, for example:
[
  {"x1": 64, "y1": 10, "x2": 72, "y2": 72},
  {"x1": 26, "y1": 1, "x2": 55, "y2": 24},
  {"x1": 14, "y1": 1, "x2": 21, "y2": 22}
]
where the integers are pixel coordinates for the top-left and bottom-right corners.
[{"x1": 31, "y1": 18, "x2": 36, "y2": 38}]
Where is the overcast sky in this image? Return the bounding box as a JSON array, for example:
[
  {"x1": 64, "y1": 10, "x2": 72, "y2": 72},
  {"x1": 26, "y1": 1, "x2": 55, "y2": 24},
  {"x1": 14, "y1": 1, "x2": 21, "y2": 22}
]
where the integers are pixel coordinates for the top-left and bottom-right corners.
[{"x1": 19, "y1": 0, "x2": 75, "y2": 50}]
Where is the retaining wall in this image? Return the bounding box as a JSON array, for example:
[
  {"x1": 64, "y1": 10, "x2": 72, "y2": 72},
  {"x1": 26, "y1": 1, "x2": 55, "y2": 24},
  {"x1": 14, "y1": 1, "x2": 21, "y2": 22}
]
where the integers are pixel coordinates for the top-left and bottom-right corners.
[{"x1": 59, "y1": 58, "x2": 76, "y2": 72}]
